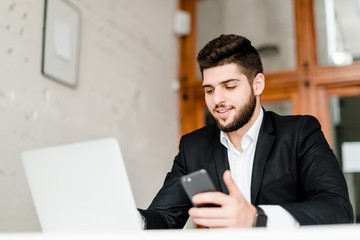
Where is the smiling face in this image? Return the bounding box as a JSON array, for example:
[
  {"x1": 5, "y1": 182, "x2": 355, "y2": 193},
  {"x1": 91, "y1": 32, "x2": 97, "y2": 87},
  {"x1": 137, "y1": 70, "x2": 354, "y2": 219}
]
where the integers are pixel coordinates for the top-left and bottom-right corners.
[{"x1": 203, "y1": 63, "x2": 261, "y2": 133}]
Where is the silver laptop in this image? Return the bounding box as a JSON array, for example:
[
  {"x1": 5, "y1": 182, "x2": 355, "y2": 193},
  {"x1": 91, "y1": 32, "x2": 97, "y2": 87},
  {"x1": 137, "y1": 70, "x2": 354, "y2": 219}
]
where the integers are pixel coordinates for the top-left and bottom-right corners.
[{"x1": 22, "y1": 138, "x2": 141, "y2": 232}]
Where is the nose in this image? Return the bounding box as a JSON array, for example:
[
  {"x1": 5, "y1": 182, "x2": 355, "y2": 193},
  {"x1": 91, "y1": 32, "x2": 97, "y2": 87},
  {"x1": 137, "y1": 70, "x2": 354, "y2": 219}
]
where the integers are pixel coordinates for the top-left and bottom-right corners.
[{"x1": 213, "y1": 89, "x2": 226, "y2": 105}]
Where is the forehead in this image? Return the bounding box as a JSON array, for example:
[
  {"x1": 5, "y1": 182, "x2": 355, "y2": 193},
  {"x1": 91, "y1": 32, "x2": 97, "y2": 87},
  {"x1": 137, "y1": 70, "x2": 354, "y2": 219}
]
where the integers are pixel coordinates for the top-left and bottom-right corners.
[{"x1": 203, "y1": 63, "x2": 247, "y2": 85}]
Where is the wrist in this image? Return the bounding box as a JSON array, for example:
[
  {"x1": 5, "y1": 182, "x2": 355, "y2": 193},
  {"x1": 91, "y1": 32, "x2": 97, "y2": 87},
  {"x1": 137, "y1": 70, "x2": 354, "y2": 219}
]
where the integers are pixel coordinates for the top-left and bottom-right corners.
[{"x1": 253, "y1": 206, "x2": 268, "y2": 227}]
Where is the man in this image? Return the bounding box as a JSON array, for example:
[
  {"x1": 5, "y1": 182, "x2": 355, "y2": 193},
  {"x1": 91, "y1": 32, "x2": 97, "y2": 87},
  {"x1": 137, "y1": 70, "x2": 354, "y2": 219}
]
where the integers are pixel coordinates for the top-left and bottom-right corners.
[{"x1": 138, "y1": 34, "x2": 353, "y2": 228}]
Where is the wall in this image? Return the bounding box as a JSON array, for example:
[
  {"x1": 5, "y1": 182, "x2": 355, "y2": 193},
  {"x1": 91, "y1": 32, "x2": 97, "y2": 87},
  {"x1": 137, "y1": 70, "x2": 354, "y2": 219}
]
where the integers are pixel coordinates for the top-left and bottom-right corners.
[{"x1": 0, "y1": 0, "x2": 179, "y2": 231}]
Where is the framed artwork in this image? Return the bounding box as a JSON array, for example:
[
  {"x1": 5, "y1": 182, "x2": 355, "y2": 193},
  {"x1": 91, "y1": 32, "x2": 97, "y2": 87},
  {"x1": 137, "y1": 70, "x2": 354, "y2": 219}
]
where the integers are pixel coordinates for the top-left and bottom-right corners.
[{"x1": 41, "y1": 0, "x2": 81, "y2": 88}]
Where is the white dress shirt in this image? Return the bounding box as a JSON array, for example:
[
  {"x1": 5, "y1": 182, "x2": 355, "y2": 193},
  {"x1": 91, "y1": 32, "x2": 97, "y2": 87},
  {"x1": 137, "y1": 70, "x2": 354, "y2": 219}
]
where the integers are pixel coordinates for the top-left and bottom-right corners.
[{"x1": 220, "y1": 108, "x2": 299, "y2": 228}]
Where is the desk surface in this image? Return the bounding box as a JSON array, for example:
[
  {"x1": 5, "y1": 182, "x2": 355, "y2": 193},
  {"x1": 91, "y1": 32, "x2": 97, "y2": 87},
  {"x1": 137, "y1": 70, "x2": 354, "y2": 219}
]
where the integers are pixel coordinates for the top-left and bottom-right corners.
[{"x1": 1, "y1": 224, "x2": 359, "y2": 240}]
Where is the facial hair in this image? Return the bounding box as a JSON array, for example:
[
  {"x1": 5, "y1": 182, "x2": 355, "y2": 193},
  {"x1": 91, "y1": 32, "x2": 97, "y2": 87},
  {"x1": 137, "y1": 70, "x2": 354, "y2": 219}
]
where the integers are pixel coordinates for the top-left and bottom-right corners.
[{"x1": 210, "y1": 92, "x2": 257, "y2": 133}]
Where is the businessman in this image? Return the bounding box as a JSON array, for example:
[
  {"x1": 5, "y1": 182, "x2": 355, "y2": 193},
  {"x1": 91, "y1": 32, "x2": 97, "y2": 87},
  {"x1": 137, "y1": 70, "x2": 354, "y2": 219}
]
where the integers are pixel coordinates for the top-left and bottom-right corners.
[{"x1": 138, "y1": 34, "x2": 353, "y2": 228}]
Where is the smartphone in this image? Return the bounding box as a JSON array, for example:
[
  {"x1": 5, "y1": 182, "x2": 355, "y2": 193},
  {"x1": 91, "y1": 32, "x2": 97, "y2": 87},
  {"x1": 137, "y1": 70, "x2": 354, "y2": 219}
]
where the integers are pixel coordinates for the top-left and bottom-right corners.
[{"x1": 180, "y1": 169, "x2": 219, "y2": 207}]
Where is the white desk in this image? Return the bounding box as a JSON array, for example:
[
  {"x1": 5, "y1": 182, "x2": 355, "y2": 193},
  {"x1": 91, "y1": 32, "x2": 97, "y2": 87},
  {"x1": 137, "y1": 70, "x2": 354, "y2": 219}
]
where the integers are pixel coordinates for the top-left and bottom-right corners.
[{"x1": 0, "y1": 224, "x2": 359, "y2": 240}]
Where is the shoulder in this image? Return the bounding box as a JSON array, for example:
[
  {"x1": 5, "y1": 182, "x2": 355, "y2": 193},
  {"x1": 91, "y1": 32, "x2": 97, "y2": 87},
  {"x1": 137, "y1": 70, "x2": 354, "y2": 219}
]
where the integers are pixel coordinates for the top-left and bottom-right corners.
[
  {"x1": 264, "y1": 110, "x2": 321, "y2": 131},
  {"x1": 180, "y1": 124, "x2": 219, "y2": 146},
  {"x1": 262, "y1": 110, "x2": 332, "y2": 160},
  {"x1": 182, "y1": 123, "x2": 219, "y2": 140}
]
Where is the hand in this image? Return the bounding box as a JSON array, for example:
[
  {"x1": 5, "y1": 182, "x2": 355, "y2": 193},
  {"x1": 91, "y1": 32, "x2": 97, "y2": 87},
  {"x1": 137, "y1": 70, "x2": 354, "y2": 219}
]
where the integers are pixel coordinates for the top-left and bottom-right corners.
[{"x1": 188, "y1": 170, "x2": 257, "y2": 228}]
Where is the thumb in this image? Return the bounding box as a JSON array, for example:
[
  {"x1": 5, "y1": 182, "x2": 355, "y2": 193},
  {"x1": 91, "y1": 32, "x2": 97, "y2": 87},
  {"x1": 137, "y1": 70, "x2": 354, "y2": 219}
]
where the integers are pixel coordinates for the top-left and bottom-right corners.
[{"x1": 223, "y1": 170, "x2": 243, "y2": 197}]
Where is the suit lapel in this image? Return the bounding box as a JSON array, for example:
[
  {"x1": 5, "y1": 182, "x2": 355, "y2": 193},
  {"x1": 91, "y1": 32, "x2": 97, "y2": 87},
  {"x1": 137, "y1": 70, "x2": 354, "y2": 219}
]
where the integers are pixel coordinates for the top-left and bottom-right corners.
[
  {"x1": 212, "y1": 131, "x2": 230, "y2": 194},
  {"x1": 250, "y1": 111, "x2": 275, "y2": 204}
]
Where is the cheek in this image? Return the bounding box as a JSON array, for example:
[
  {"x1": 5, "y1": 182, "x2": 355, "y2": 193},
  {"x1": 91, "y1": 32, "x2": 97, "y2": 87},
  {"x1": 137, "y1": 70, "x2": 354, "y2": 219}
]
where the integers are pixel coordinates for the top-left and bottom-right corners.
[
  {"x1": 205, "y1": 97, "x2": 214, "y2": 111},
  {"x1": 232, "y1": 93, "x2": 248, "y2": 107},
  {"x1": 204, "y1": 95, "x2": 211, "y2": 105}
]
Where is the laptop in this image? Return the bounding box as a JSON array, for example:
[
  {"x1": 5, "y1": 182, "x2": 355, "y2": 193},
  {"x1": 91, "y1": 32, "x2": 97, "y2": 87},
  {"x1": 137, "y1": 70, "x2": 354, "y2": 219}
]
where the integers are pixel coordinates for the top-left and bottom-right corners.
[{"x1": 22, "y1": 138, "x2": 142, "y2": 232}]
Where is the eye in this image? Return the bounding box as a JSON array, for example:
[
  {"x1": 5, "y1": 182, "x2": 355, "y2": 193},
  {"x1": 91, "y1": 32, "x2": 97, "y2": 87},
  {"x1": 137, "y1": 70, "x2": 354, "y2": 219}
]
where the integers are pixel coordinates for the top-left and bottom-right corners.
[
  {"x1": 226, "y1": 86, "x2": 236, "y2": 90},
  {"x1": 204, "y1": 88, "x2": 213, "y2": 94},
  {"x1": 205, "y1": 89, "x2": 213, "y2": 94}
]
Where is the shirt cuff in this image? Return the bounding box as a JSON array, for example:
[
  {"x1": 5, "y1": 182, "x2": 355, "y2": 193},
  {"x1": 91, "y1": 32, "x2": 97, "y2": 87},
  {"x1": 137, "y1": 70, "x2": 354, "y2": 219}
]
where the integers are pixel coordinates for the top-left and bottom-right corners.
[
  {"x1": 259, "y1": 205, "x2": 300, "y2": 228},
  {"x1": 137, "y1": 210, "x2": 147, "y2": 229}
]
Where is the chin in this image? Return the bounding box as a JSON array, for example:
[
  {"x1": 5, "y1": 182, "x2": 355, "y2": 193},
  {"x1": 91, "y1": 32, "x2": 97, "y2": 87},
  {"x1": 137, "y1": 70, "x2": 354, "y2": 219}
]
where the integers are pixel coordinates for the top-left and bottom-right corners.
[{"x1": 218, "y1": 121, "x2": 234, "y2": 130}]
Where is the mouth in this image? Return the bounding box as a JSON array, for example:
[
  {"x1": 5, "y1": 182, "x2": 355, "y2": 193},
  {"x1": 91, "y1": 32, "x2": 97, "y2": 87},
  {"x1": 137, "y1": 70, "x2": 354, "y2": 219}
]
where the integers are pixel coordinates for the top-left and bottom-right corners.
[{"x1": 215, "y1": 107, "x2": 233, "y2": 119}]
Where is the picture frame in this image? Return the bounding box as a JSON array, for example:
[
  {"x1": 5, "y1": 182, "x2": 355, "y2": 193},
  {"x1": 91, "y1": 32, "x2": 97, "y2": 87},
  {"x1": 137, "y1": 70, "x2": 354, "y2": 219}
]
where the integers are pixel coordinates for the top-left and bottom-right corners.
[{"x1": 41, "y1": 0, "x2": 81, "y2": 88}]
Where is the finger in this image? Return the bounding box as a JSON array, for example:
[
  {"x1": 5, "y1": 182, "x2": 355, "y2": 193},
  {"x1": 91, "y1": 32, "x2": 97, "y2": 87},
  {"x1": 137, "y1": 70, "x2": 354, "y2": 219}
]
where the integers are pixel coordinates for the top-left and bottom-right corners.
[
  {"x1": 192, "y1": 217, "x2": 235, "y2": 228},
  {"x1": 192, "y1": 191, "x2": 232, "y2": 206},
  {"x1": 189, "y1": 206, "x2": 227, "y2": 219},
  {"x1": 223, "y1": 170, "x2": 243, "y2": 198}
]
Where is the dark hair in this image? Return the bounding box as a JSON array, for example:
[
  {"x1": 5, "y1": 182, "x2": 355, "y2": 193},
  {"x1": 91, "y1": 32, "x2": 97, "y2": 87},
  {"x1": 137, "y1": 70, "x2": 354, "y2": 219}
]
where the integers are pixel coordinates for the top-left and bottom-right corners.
[{"x1": 197, "y1": 34, "x2": 263, "y2": 84}]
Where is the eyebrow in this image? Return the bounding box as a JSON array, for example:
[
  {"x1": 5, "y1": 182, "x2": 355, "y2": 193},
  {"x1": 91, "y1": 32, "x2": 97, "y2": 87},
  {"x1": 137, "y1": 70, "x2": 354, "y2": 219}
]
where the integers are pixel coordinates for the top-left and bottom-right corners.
[{"x1": 202, "y1": 79, "x2": 240, "y2": 88}]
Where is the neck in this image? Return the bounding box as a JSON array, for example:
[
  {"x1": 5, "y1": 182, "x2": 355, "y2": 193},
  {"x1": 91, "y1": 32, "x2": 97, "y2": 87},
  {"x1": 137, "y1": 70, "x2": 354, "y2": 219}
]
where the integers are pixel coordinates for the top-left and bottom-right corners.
[{"x1": 227, "y1": 103, "x2": 261, "y2": 151}]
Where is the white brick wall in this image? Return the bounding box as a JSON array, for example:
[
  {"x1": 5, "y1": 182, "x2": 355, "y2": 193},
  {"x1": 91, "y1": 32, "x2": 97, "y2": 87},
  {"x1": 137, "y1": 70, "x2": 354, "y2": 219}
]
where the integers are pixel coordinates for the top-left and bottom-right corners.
[{"x1": 0, "y1": 0, "x2": 179, "y2": 231}]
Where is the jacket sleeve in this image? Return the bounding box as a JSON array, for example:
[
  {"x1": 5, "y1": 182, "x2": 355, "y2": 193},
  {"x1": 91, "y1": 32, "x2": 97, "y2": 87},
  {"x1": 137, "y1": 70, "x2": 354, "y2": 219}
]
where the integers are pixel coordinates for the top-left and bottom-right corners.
[
  {"x1": 138, "y1": 136, "x2": 192, "y2": 229},
  {"x1": 281, "y1": 116, "x2": 354, "y2": 225}
]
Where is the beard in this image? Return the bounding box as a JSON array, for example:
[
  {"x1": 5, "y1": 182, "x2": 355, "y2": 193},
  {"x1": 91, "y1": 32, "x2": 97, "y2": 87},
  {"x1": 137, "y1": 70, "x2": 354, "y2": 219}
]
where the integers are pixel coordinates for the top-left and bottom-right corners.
[{"x1": 209, "y1": 93, "x2": 257, "y2": 133}]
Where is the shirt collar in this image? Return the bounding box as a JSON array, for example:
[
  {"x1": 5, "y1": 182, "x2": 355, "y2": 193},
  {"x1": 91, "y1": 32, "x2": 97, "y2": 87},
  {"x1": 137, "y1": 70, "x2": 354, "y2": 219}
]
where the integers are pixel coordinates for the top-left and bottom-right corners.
[{"x1": 220, "y1": 108, "x2": 264, "y2": 150}]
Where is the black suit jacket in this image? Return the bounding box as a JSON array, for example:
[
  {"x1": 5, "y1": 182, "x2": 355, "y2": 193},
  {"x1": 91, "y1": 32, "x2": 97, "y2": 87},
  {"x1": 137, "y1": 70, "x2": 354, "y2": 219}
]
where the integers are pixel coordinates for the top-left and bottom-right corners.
[{"x1": 139, "y1": 110, "x2": 353, "y2": 229}]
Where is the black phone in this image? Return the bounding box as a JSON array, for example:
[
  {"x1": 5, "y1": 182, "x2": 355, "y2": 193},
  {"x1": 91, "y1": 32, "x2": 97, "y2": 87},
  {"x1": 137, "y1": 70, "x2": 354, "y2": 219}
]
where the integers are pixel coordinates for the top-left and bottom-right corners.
[{"x1": 180, "y1": 169, "x2": 219, "y2": 207}]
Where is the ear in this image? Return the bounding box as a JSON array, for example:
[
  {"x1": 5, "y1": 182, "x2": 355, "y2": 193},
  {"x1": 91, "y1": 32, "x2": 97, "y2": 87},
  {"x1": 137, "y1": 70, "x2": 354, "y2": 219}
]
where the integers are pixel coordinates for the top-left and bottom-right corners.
[{"x1": 252, "y1": 73, "x2": 265, "y2": 96}]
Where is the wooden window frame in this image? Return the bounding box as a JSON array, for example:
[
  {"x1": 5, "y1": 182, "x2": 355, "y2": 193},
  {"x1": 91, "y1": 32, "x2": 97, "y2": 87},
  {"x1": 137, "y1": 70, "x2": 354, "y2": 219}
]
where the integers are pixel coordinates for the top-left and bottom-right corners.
[{"x1": 178, "y1": 0, "x2": 360, "y2": 147}]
